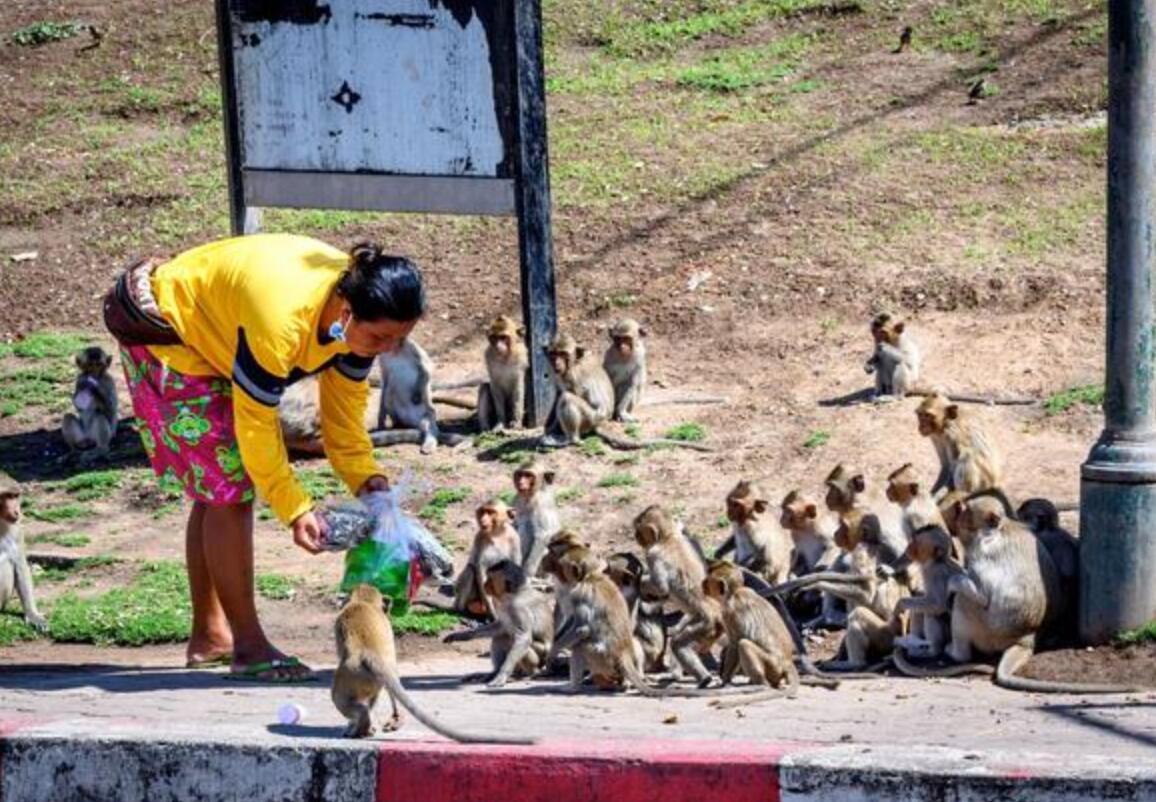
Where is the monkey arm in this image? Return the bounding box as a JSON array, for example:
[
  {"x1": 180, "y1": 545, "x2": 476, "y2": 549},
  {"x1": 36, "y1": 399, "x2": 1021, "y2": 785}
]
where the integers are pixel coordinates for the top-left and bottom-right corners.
[
  {"x1": 714, "y1": 536, "x2": 736, "y2": 559},
  {"x1": 895, "y1": 594, "x2": 948, "y2": 617},
  {"x1": 444, "y1": 621, "x2": 504, "y2": 643},
  {"x1": 811, "y1": 581, "x2": 871, "y2": 607},
  {"x1": 319, "y1": 366, "x2": 381, "y2": 495},
  {"x1": 12, "y1": 549, "x2": 45, "y2": 628},
  {"x1": 522, "y1": 537, "x2": 548, "y2": 580},
  {"x1": 947, "y1": 574, "x2": 988, "y2": 608},
  {"x1": 553, "y1": 619, "x2": 592, "y2": 653}
]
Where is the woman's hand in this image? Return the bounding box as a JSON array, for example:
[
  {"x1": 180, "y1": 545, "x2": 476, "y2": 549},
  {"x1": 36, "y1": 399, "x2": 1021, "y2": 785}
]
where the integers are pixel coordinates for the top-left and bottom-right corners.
[
  {"x1": 358, "y1": 475, "x2": 390, "y2": 497},
  {"x1": 291, "y1": 510, "x2": 326, "y2": 554}
]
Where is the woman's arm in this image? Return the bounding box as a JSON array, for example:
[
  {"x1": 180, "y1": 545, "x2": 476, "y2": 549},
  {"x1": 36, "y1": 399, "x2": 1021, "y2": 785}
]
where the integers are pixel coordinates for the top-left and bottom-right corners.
[{"x1": 318, "y1": 355, "x2": 383, "y2": 495}]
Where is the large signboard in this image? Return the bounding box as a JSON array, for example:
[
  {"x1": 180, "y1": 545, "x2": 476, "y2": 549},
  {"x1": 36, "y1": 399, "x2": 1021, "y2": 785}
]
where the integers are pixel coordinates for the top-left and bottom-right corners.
[{"x1": 216, "y1": 0, "x2": 557, "y2": 421}]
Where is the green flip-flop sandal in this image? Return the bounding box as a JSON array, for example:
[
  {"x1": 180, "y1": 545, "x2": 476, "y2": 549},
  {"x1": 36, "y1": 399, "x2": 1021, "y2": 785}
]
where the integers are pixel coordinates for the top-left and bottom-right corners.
[{"x1": 224, "y1": 656, "x2": 316, "y2": 684}]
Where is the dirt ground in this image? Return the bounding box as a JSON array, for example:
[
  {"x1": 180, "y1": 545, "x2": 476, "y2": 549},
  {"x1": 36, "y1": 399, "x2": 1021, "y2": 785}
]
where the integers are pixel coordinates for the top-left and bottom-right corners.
[{"x1": 1, "y1": 0, "x2": 1148, "y2": 688}]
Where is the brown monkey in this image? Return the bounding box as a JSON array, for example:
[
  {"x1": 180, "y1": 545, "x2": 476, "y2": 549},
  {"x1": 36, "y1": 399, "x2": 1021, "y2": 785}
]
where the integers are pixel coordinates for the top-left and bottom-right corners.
[
  {"x1": 444, "y1": 560, "x2": 555, "y2": 687},
  {"x1": 703, "y1": 560, "x2": 799, "y2": 701},
  {"x1": 780, "y1": 490, "x2": 843, "y2": 628},
  {"x1": 865, "y1": 313, "x2": 921, "y2": 400},
  {"x1": 1017, "y1": 497, "x2": 1079, "y2": 640},
  {"x1": 602, "y1": 318, "x2": 647, "y2": 423},
  {"x1": 886, "y1": 463, "x2": 947, "y2": 538},
  {"x1": 0, "y1": 478, "x2": 46, "y2": 631},
  {"x1": 512, "y1": 460, "x2": 561, "y2": 577},
  {"x1": 824, "y1": 465, "x2": 908, "y2": 567},
  {"x1": 62, "y1": 346, "x2": 118, "y2": 461},
  {"x1": 716, "y1": 481, "x2": 793, "y2": 585},
  {"x1": 333, "y1": 584, "x2": 533, "y2": 742},
  {"x1": 377, "y1": 338, "x2": 442, "y2": 454},
  {"x1": 452, "y1": 500, "x2": 521, "y2": 617},
  {"x1": 896, "y1": 496, "x2": 1140, "y2": 693},
  {"x1": 477, "y1": 315, "x2": 528, "y2": 431},
  {"x1": 635, "y1": 505, "x2": 724, "y2": 685},
  {"x1": 605, "y1": 551, "x2": 668, "y2": 673},
  {"x1": 813, "y1": 511, "x2": 908, "y2": 670},
  {"x1": 916, "y1": 396, "x2": 1004, "y2": 498},
  {"x1": 542, "y1": 332, "x2": 713, "y2": 453},
  {"x1": 891, "y1": 525, "x2": 961, "y2": 659}
]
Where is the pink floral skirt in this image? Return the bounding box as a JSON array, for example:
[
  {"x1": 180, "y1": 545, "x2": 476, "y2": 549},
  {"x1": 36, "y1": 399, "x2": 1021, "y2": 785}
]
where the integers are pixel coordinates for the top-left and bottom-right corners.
[{"x1": 119, "y1": 345, "x2": 255, "y2": 506}]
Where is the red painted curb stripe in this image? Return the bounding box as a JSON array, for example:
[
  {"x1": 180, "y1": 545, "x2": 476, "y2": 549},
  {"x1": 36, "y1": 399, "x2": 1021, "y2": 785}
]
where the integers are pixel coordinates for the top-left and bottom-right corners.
[{"x1": 376, "y1": 739, "x2": 802, "y2": 802}]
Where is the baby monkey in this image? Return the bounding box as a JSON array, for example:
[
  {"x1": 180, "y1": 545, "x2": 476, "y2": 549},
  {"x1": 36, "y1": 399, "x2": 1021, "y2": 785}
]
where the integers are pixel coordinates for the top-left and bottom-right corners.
[
  {"x1": 453, "y1": 500, "x2": 522, "y2": 617},
  {"x1": 0, "y1": 477, "x2": 46, "y2": 631},
  {"x1": 333, "y1": 584, "x2": 533, "y2": 742},
  {"x1": 62, "y1": 346, "x2": 118, "y2": 461},
  {"x1": 891, "y1": 525, "x2": 960, "y2": 659}
]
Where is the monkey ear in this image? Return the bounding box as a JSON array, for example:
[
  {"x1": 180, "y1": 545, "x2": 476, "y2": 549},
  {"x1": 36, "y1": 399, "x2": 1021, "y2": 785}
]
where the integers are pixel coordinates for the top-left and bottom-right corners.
[
  {"x1": 638, "y1": 326, "x2": 648, "y2": 338},
  {"x1": 908, "y1": 481, "x2": 919, "y2": 497},
  {"x1": 946, "y1": 404, "x2": 960, "y2": 420},
  {"x1": 575, "y1": 346, "x2": 586, "y2": 361},
  {"x1": 893, "y1": 322, "x2": 905, "y2": 335},
  {"x1": 516, "y1": 327, "x2": 526, "y2": 338},
  {"x1": 543, "y1": 470, "x2": 556, "y2": 485},
  {"x1": 507, "y1": 508, "x2": 517, "y2": 521},
  {"x1": 102, "y1": 353, "x2": 113, "y2": 369},
  {"x1": 804, "y1": 503, "x2": 817, "y2": 519},
  {"x1": 75, "y1": 353, "x2": 86, "y2": 369},
  {"x1": 753, "y1": 499, "x2": 769, "y2": 514},
  {"x1": 851, "y1": 475, "x2": 866, "y2": 493},
  {"x1": 984, "y1": 510, "x2": 1002, "y2": 529}
]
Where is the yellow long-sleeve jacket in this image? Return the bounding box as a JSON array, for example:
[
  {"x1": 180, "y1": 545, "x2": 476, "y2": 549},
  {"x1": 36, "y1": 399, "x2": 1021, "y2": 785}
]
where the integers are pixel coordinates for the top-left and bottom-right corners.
[{"x1": 148, "y1": 233, "x2": 380, "y2": 525}]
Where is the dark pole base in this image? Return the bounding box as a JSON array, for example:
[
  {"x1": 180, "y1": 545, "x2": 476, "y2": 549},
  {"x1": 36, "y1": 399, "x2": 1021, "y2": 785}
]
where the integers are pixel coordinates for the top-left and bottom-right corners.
[{"x1": 1079, "y1": 435, "x2": 1156, "y2": 645}]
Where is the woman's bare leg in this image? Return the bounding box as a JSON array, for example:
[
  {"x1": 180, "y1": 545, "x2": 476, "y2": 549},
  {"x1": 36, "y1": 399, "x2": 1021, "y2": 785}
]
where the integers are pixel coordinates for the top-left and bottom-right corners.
[{"x1": 185, "y1": 501, "x2": 232, "y2": 665}]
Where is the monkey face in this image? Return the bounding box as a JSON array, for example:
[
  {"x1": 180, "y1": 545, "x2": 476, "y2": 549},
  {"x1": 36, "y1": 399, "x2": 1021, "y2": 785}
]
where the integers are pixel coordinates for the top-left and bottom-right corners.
[
  {"x1": 780, "y1": 494, "x2": 817, "y2": 532},
  {"x1": 611, "y1": 336, "x2": 634, "y2": 358},
  {"x1": 634, "y1": 521, "x2": 659, "y2": 548},
  {"x1": 77, "y1": 347, "x2": 113, "y2": 375},
  {"x1": 476, "y1": 502, "x2": 513, "y2": 535},
  {"x1": 514, "y1": 470, "x2": 536, "y2": 496},
  {"x1": 490, "y1": 334, "x2": 511, "y2": 356},
  {"x1": 916, "y1": 396, "x2": 956, "y2": 436},
  {"x1": 0, "y1": 492, "x2": 21, "y2": 524},
  {"x1": 548, "y1": 350, "x2": 570, "y2": 376}
]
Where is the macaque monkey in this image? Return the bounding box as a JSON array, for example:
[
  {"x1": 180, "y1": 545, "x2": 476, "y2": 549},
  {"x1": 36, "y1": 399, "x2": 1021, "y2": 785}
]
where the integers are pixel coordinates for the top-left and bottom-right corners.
[
  {"x1": 895, "y1": 496, "x2": 1139, "y2": 693},
  {"x1": 864, "y1": 313, "x2": 920, "y2": 399},
  {"x1": 1017, "y1": 497, "x2": 1079, "y2": 639},
  {"x1": 542, "y1": 332, "x2": 712, "y2": 452},
  {"x1": 61, "y1": 346, "x2": 118, "y2": 461},
  {"x1": 891, "y1": 525, "x2": 960, "y2": 659},
  {"x1": 378, "y1": 338, "x2": 441, "y2": 454},
  {"x1": 703, "y1": 560, "x2": 799, "y2": 702},
  {"x1": 814, "y1": 510, "x2": 908, "y2": 670},
  {"x1": 0, "y1": 479, "x2": 46, "y2": 631},
  {"x1": 780, "y1": 490, "x2": 843, "y2": 628},
  {"x1": 602, "y1": 319, "x2": 647, "y2": 423},
  {"x1": 512, "y1": 460, "x2": 560, "y2": 577},
  {"x1": 453, "y1": 501, "x2": 521, "y2": 617},
  {"x1": 477, "y1": 315, "x2": 528, "y2": 431},
  {"x1": 885, "y1": 463, "x2": 947, "y2": 538},
  {"x1": 824, "y1": 464, "x2": 909, "y2": 568},
  {"x1": 606, "y1": 551, "x2": 668, "y2": 673},
  {"x1": 333, "y1": 584, "x2": 533, "y2": 742},
  {"x1": 916, "y1": 395, "x2": 1004, "y2": 498},
  {"x1": 444, "y1": 560, "x2": 555, "y2": 687},
  {"x1": 634, "y1": 505, "x2": 724, "y2": 686},
  {"x1": 716, "y1": 481, "x2": 793, "y2": 585}
]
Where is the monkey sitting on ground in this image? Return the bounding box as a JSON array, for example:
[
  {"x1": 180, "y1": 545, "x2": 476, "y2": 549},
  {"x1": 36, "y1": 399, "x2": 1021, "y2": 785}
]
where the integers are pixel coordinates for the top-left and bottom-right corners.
[
  {"x1": 602, "y1": 319, "x2": 647, "y2": 423},
  {"x1": 1016, "y1": 497, "x2": 1079, "y2": 643},
  {"x1": 378, "y1": 338, "x2": 442, "y2": 455},
  {"x1": 779, "y1": 490, "x2": 844, "y2": 629},
  {"x1": 452, "y1": 500, "x2": 522, "y2": 617},
  {"x1": 444, "y1": 560, "x2": 555, "y2": 687},
  {"x1": 890, "y1": 525, "x2": 961, "y2": 659},
  {"x1": 824, "y1": 464, "x2": 909, "y2": 569},
  {"x1": 703, "y1": 560, "x2": 799, "y2": 705},
  {"x1": 62, "y1": 346, "x2": 118, "y2": 462},
  {"x1": 512, "y1": 460, "x2": 560, "y2": 577},
  {"x1": 716, "y1": 481, "x2": 793, "y2": 586},
  {"x1": 333, "y1": 583, "x2": 533, "y2": 742},
  {"x1": 541, "y1": 333, "x2": 713, "y2": 453},
  {"x1": 893, "y1": 495, "x2": 1139, "y2": 693},
  {"x1": 916, "y1": 395, "x2": 1004, "y2": 498},
  {"x1": 864, "y1": 313, "x2": 921, "y2": 400},
  {"x1": 477, "y1": 315, "x2": 528, "y2": 432},
  {"x1": 605, "y1": 551, "x2": 669, "y2": 674},
  {"x1": 0, "y1": 478, "x2": 46, "y2": 631}
]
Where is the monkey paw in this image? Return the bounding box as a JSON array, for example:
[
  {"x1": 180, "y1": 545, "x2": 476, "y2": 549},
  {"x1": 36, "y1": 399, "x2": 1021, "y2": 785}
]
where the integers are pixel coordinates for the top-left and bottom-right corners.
[
  {"x1": 538, "y1": 433, "x2": 568, "y2": 449},
  {"x1": 485, "y1": 675, "x2": 509, "y2": 689},
  {"x1": 25, "y1": 612, "x2": 48, "y2": 632}
]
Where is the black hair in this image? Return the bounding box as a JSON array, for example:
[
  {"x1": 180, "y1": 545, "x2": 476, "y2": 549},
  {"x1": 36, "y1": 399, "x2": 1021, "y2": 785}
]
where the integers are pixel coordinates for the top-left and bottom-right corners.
[{"x1": 336, "y1": 242, "x2": 427, "y2": 322}]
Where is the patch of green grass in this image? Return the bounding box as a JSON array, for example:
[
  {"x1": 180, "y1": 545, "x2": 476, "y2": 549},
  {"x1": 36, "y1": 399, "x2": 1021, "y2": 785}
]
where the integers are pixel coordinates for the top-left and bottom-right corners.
[
  {"x1": 31, "y1": 555, "x2": 121, "y2": 585},
  {"x1": 613, "y1": 453, "x2": 642, "y2": 466},
  {"x1": 0, "y1": 331, "x2": 92, "y2": 359},
  {"x1": 609, "y1": 291, "x2": 640, "y2": 308},
  {"x1": 255, "y1": 573, "x2": 302, "y2": 601},
  {"x1": 597, "y1": 472, "x2": 639, "y2": 489},
  {"x1": 391, "y1": 608, "x2": 460, "y2": 635},
  {"x1": 803, "y1": 430, "x2": 831, "y2": 449},
  {"x1": 64, "y1": 470, "x2": 124, "y2": 501},
  {"x1": 0, "y1": 613, "x2": 41, "y2": 646},
  {"x1": 913, "y1": 129, "x2": 1028, "y2": 170},
  {"x1": 580, "y1": 436, "x2": 608, "y2": 458},
  {"x1": 9, "y1": 21, "x2": 82, "y2": 46},
  {"x1": 676, "y1": 35, "x2": 811, "y2": 93},
  {"x1": 604, "y1": 0, "x2": 825, "y2": 57},
  {"x1": 297, "y1": 467, "x2": 346, "y2": 499},
  {"x1": 1116, "y1": 620, "x2": 1156, "y2": 646},
  {"x1": 497, "y1": 489, "x2": 517, "y2": 506},
  {"x1": 419, "y1": 487, "x2": 471, "y2": 524},
  {"x1": 473, "y1": 431, "x2": 510, "y2": 450},
  {"x1": 1005, "y1": 191, "x2": 1102, "y2": 257},
  {"x1": 1044, "y1": 384, "x2": 1104, "y2": 415},
  {"x1": 49, "y1": 561, "x2": 191, "y2": 646},
  {"x1": 28, "y1": 532, "x2": 91, "y2": 548},
  {"x1": 716, "y1": 514, "x2": 731, "y2": 529},
  {"x1": 498, "y1": 449, "x2": 534, "y2": 465},
  {"x1": 556, "y1": 487, "x2": 584, "y2": 504},
  {"x1": 623, "y1": 423, "x2": 642, "y2": 438},
  {"x1": 27, "y1": 503, "x2": 91, "y2": 523},
  {"x1": 0, "y1": 363, "x2": 73, "y2": 417},
  {"x1": 665, "y1": 423, "x2": 707, "y2": 442}
]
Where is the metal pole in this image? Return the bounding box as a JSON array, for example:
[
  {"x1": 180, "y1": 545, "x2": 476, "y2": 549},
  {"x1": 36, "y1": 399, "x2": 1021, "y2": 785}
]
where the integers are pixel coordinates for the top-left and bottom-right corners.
[
  {"x1": 215, "y1": 0, "x2": 261, "y2": 235},
  {"x1": 1079, "y1": 0, "x2": 1156, "y2": 644},
  {"x1": 512, "y1": 0, "x2": 558, "y2": 426}
]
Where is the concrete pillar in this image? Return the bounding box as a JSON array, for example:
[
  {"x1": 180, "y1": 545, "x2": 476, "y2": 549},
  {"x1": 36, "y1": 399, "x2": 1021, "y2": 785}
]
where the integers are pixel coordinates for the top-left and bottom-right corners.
[{"x1": 1079, "y1": 0, "x2": 1156, "y2": 644}]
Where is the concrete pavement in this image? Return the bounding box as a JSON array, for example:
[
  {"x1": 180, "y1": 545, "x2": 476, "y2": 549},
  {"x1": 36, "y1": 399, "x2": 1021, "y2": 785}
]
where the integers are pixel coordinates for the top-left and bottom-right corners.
[{"x1": 1, "y1": 653, "x2": 1155, "y2": 801}]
